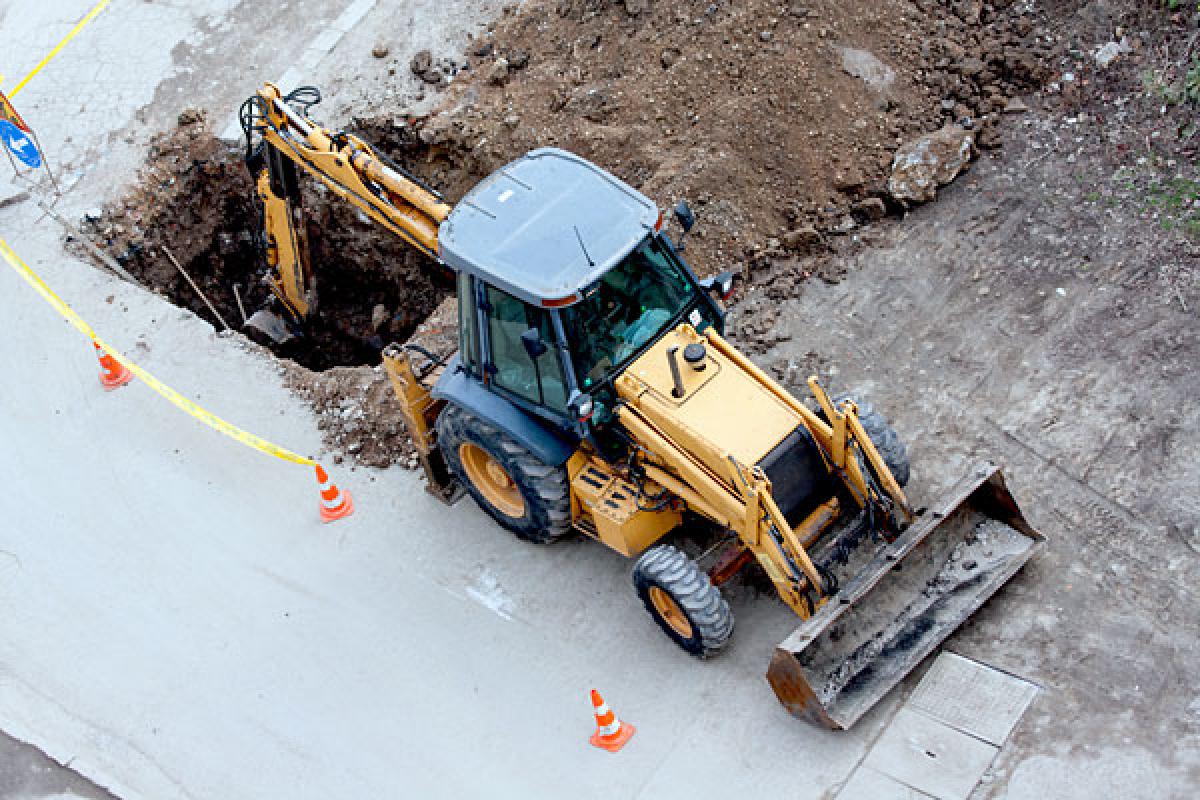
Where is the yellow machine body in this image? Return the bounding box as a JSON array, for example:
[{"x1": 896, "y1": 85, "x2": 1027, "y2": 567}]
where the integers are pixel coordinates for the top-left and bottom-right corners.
[{"x1": 568, "y1": 453, "x2": 682, "y2": 557}]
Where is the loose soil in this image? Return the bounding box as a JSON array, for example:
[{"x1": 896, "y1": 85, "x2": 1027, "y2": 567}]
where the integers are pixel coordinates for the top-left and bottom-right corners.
[{"x1": 427, "y1": 0, "x2": 1057, "y2": 272}]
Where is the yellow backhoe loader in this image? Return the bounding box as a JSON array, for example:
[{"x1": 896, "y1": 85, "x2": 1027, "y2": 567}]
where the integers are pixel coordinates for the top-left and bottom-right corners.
[{"x1": 240, "y1": 83, "x2": 1044, "y2": 729}]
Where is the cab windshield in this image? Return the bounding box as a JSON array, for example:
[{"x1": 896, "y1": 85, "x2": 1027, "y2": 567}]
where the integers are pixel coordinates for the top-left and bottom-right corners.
[{"x1": 560, "y1": 235, "x2": 696, "y2": 390}]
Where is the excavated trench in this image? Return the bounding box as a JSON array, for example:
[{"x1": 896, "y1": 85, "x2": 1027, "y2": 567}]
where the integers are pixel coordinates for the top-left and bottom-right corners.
[{"x1": 87, "y1": 115, "x2": 483, "y2": 372}]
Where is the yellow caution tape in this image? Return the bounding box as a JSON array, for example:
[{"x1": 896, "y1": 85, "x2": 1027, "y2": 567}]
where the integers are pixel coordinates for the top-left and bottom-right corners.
[
  {"x1": 0, "y1": 237, "x2": 316, "y2": 467},
  {"x1": 9, "y1": 0, "x2": 113, "y2": 98}
]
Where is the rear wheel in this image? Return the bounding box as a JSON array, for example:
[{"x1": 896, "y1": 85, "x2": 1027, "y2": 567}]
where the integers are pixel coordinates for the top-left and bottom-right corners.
[
  {"x1": 632, "y1": 544, "x2": 733, "y2": 658},
  {"x1": 832, "y1": 392, "x2": 911, "y2": 487},
  {"x1": 437, "y1": 404, "x2": 571, "y2": 543}
]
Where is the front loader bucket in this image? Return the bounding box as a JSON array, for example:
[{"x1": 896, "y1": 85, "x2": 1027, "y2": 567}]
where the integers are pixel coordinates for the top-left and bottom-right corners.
[{"x1": 766, "y1": 462, "x2": 1044, "y2": 730}]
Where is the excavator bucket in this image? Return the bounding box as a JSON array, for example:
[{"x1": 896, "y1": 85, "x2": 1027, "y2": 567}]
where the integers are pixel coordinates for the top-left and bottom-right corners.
[{"x1": 766, "y1": 462, "x2": 1044, "y2": 730}]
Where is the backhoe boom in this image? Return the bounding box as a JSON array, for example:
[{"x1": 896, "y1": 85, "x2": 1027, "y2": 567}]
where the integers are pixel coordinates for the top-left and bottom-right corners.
[{"x1": 240, "y1": 83, "x2": 452, "y2": 324}]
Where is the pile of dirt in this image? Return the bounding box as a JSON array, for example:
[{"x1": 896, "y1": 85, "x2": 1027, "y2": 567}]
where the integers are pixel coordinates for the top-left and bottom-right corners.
[
  {"x1": 81, "y1": 110, "x2": 454, "y2": 373},
  {"x1": 413, "y1": 0, "x2": 1059, "y2": 276},
  {"x1": 721, "y1": 0, "x2": 1200, "y2": 356},
  {"x1": 282, "y1": 363, "x2": 414, "y2": 469}
]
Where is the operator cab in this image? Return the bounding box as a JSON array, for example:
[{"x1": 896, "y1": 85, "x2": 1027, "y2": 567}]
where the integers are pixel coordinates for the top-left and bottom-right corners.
[{"x1": 435, "y1": 149, "x2": 725, "y2": 434}]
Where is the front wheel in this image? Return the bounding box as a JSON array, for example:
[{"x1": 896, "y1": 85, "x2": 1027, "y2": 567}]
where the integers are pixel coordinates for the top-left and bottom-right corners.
[
  {"x1": 831, "y1": 392, "x2": 911, "y2": 487},
  {"x1": 632, "y1": 544, "x2": 733, "y2": 658}
]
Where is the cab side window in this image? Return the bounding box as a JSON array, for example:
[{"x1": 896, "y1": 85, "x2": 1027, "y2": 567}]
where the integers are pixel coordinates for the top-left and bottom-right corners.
[
  {"x1": 457, "y1": 272, "x2": 479, "y2": 374},
  {"x1": 485, "y1": 285, "x2": 568, "y2": 413}
]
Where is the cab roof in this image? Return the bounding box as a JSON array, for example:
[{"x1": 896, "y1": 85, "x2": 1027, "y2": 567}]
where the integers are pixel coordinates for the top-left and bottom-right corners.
[{"x1": 436, "y1": 148, "x2": 660, "y2": 306}]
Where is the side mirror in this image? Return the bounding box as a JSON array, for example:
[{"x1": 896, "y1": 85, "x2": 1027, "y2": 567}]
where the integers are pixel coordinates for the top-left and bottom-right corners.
[
  {"x1": 699, "y1": 269, "x2": 738, "y2": 302},
  {"x1": 520, "y1": 327, "x2": 548, "y2": 359},
  {"x1": 567, "y1": 389, "x2": 595, "y2": 423},
  {"x1": 673, "y1": 200, "x2": 696, "y2": 233}
]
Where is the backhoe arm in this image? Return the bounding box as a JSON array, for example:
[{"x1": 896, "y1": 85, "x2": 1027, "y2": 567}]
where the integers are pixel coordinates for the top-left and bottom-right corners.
[
  {"x1": 241, "y1": 83, "x2": 453, "y2": 323},
  {"x1": 251, "y1": 140, "x2": 314, "y2": 319}
]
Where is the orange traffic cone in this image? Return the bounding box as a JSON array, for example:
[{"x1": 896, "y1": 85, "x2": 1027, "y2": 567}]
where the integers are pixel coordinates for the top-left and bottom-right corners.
[
  {"x1": 93, "y1": 341, "x2": 133, "y2": 391},
  {"x1": 315, "y1": 464, "x2": 354, "y2": 523},
  {"x1": 589, "y1": 689, "x2": 635, "y2": 752}
]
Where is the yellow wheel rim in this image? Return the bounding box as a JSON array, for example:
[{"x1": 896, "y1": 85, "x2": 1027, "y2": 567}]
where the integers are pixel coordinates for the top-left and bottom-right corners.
[
  {"x1": 459, "y1": 442, "x2": 526, "y2": 519},
  {"x1": 649, "y1": 587, "x2": 694, "y2": 639}
]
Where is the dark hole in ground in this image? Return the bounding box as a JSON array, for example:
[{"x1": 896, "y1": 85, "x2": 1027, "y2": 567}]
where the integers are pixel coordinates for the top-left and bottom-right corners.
[{"x1": 85, "y1": 114, "x2": 486, "y2": 372}]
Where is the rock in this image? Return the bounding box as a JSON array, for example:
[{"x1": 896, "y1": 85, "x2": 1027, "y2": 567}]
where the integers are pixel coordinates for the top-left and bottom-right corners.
[
  {"x1": 506, "y1": 48, "x2": 530, "y2": 70},
  {"x1": 661, "y1": 48, "x2": 680, "y2": 68},
  {"x1": 955, "y1": 57, "x2": 986, "y2": 77},
  {"x1": 473, "y1": 41, "x2": 495, "y2": 58},
  {"x1": 1094, "y1": 39, "x2": 1130, "y2": 68},
  {"x1": 576, "y1": 87, "x2": 614, "y2": 123},
  {"x1": 833, "y1": 168, "x2": 864, "y2": 192},
  {"x1": 788, "y1": 4, "x2": 809, "y2": 17},
  {"x1": 371, "y1": 304, "x2": 389, "y2": 332},
  {"x1": 840, "y1": 47, "x2": 896, "y2": 94},
  {"x1": 623, "y1": 0, "x2": 645, "y2": 15},
  {"x1": 372, "y1": 42, "x2": 390, "y2": 59},
  {"x1": 888, "y1": 124, "x2": 975, "y2": 204},
  {"x1": 176, "y1": 108, "x2": 205, "y2": 126},
  {"x1": 487, "y1": 57, "x2": 511, "y2": 85},
  {"x1": 410, "y1": 49, "x2": 433, "y2": 76},
  {"x1": 759, "y1": 30, "x2": 773, "y2": 43},
  {"x1": 1002, "y1": 96, "x2": 1029, "y2": 114},
  {"x1": 831, "y1": 215, "x2": 857, "y2": 234},
  {"x1": 409, "y1": 50, "x2": 445, "y2": 85},
  {"x1": 952, "y1": 0, "x2": 982, "y2": 24},
  {"x1": 782, "y1": 226, "x2": 823, "y2": 250},
  {"x1": 853, "y1": 197, "x2": 887, "y2": 220},
  {"x1": 976, "y1": 125, "x2": 1003, "y2": 150},
  {"x1": 503, "y1": 113, "x2": 520, "y2": 128}
]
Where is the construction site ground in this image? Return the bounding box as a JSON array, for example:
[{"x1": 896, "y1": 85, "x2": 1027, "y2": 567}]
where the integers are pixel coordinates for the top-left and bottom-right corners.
[{"x1": 0, "y1": 0, "x2": 1197, "y2": 798}]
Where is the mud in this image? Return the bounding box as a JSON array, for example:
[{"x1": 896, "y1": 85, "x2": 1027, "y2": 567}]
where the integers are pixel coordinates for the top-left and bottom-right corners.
[{"x1": 85, "y1": 0, "x2": 1195, "y2": 494}]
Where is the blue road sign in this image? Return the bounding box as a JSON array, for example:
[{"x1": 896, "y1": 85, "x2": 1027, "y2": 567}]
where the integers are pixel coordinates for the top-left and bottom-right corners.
[{"x1": 0, "y1": 119, "x2": 42, "y2": 169}]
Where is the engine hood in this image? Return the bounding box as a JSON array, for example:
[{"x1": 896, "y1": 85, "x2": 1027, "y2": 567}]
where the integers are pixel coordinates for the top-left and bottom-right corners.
[{"x1": 614, "y1": 324, "x2": 803, "y2": 473}]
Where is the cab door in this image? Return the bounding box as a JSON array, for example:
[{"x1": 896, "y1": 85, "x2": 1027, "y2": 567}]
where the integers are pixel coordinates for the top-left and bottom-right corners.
[{"x1": 481, "y1": 283, "x2": 570, "y2": 418}]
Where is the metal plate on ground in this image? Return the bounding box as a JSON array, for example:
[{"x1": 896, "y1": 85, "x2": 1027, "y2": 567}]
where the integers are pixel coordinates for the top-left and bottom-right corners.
[
  {"x1": 863, "y1": 708, "x2": 999, "y2": 800},
  {"x1": 907, "y1": 651, "x2": 1039, "y2": 747},
  {"x1": 838, "y1": 765, "x2": 935, "y2": 799}
]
